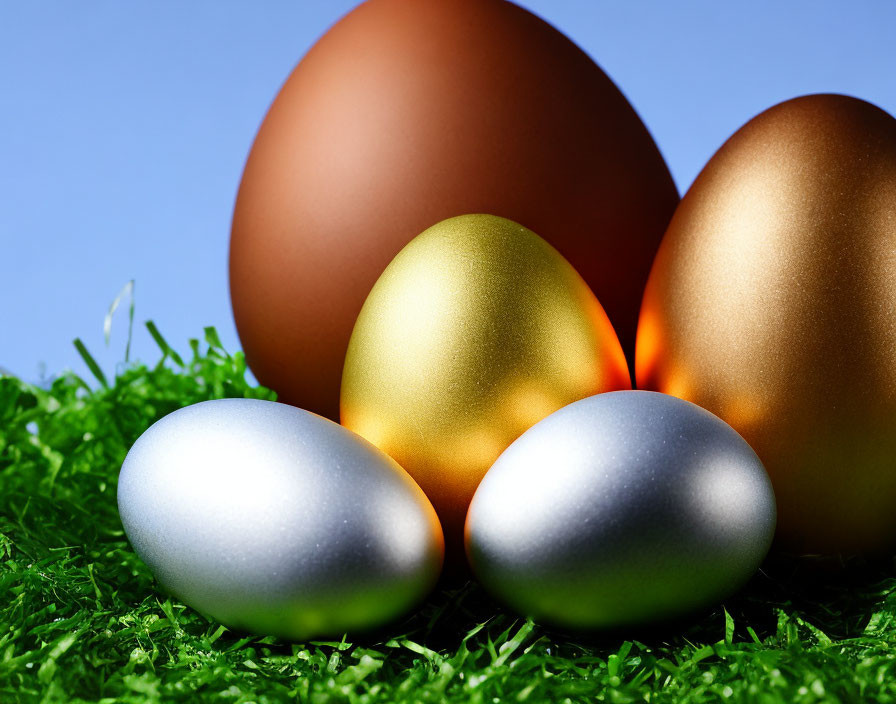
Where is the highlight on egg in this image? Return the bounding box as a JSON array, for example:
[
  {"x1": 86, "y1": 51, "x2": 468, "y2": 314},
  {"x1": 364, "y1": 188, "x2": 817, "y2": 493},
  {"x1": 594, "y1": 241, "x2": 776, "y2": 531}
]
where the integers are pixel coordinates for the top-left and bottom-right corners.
[
  {"x1": 341, "y1": 214, "x2": 631, "y2": 561},
  {"x1": 117, "y1": 399, "x2": 444, "y2": 640},
  {"x1": 230, "y1": 0, "x2": 678, "y2": 421},
  {"x1": 637, "y1": 93, "x2": 896, "y2": 556},
  {"x1": 465, "y1": 391, "x2": 776, "y2": 629}
]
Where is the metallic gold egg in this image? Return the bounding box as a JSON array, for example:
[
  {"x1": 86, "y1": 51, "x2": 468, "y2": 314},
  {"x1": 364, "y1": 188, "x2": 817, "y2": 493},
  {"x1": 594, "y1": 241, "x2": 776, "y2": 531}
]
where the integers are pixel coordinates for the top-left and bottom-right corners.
[
  {"x1": 637, "y1": 94, "x2": 896, "y2": 556},
  {"x1": 342, "y1": 214, "x2": 631, "y2": 558}
]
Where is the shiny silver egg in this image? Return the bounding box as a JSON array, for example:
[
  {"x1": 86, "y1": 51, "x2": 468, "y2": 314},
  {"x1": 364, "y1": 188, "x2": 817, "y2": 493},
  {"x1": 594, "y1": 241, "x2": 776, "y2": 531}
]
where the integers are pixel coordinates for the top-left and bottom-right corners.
[
  {"x1": 465, "y1": 390, "x2": 775, "y2": 629},
  {"x1": 118, "y1": 398, "x2": 444, "y2": 640}
]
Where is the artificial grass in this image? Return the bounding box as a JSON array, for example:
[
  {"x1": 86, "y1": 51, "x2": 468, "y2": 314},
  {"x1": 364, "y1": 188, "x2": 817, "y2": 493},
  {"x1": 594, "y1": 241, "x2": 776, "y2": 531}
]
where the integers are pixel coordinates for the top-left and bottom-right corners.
[{"x1": 2, "y1": 323, "x2": 896, "y2": 703}]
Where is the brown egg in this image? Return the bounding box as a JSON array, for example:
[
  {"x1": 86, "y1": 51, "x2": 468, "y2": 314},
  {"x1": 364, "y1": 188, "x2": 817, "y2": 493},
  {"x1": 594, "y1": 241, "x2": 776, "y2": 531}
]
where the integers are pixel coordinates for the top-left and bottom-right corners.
[
  {"x1": 230, "y1": 0, "x2": 678, "y2": 419},
  {"x1": 637, "y1": 94, "x2": 896, "y2": 556}
]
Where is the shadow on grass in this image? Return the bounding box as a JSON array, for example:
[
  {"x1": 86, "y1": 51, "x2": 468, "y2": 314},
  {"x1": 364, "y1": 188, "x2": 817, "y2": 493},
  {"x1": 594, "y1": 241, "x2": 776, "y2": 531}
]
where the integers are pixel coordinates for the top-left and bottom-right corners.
[{"x1": 211, "y1": 550, "x2": 896, "y2": 660}]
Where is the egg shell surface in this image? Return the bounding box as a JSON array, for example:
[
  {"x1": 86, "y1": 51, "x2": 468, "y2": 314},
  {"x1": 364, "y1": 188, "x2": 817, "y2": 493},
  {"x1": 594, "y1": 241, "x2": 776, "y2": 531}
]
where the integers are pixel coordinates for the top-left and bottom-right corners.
[
  {"x1": 230, "y1": 0, "x2": 678, "y2": 420},
  {"x1": 637, "y1": 94, "x2": 896, "y2": 556},
  {"x1": 465, "y1": 391, "x2": 776, "y2": 629},
  {"x1": 341, "y1": 214, "x2": 631, "y2": 562},
  {"x1": 117, "y1": 398, "x2": 444, "y2": 640}
]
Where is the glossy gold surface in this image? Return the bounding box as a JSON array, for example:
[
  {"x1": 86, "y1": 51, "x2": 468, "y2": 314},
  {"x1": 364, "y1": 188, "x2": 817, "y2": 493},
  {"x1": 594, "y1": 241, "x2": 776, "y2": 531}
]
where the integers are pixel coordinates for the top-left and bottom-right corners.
[
  {"x1": 342, "y1": 215, "x2": 631, "y2": 559},
  {"x1": 637, "y1": 94, "x2": 896, "y2": 556}
]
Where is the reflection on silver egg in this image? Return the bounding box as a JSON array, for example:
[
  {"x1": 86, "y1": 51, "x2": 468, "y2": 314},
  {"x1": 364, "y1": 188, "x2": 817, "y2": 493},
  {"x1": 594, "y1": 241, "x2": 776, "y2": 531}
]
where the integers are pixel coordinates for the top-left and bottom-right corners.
[
  {"x1": 118, "y1": 398, "x2": 444, "y2": 640},
  {"x1": 465, "y1": 391, "x2": 775, "y2": 629}
]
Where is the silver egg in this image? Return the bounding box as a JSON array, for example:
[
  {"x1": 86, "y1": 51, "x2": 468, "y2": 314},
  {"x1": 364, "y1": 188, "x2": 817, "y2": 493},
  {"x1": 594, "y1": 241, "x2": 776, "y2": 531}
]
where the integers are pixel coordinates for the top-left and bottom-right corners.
[
  {"x1": 118, "y1": 398, "x2": 444, "y2": 640},
  {"x1": 465, "y1": 390, "x2": 776, "y2": 629}
]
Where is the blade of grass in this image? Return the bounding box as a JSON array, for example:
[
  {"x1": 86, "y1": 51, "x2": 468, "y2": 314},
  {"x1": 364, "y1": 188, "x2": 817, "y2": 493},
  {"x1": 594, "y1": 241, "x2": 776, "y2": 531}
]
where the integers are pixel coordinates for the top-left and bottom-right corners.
[
  {"x1": 204, "y1": 326, "x2": 230, "y2": 358},
  {"x1": 72, "y1": 338, "x2": 108, "y2": 388},
  {"x1": 145, "y1": 321, "x2": 185, "y2": 367},
  {"x1": 103, "y1": 280, "x2": 135, "y2": 363}
]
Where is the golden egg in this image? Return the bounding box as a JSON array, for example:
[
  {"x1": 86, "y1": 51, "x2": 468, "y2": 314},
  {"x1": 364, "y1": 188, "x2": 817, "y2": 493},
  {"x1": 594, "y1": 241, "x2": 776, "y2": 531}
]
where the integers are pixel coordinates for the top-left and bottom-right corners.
[
  {"x1": 637, "y1": 94, "x2": 896, "y2": 556},
  {"x1": 342, "y1": 214, "x2": 631, "y2": 559}
]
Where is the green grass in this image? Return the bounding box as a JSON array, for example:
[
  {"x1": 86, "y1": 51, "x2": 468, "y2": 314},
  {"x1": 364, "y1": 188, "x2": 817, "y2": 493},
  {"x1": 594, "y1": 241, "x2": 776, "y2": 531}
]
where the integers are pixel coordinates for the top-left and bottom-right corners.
[{"x1": 2, "y1": 323, "x2": 896, "y2": 703}]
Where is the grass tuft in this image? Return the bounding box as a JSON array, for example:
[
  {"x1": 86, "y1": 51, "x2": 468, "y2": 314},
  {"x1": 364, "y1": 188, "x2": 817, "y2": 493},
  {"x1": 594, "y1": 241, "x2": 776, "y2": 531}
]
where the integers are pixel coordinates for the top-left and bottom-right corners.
[{"x1": 1, "y1": 325, "x2": 896, "y2": 702}]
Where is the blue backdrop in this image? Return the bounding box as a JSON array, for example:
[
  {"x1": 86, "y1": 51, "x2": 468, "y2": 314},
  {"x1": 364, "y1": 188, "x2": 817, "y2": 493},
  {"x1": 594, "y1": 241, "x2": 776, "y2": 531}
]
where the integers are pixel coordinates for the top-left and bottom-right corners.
[{"x1": 2, "y1": 1, "x2": 894, "y2": 383}]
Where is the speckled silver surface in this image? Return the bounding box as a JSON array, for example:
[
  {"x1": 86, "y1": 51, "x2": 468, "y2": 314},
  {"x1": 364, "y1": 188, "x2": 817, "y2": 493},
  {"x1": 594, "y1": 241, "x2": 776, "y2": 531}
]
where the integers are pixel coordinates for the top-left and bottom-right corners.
[
  {"x1": 465, "y1": 390, "x2": 776, "y2": 629},
  {"x1": 118, "y1": 398, "x2": 444, "y2": 640}
]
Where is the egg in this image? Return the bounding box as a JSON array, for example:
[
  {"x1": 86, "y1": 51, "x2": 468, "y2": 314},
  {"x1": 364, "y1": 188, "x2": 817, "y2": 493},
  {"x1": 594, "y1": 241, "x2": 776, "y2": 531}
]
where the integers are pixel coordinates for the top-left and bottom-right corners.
[
  {"x1": 341, "y1": 214, "x2": 631, "y2": 561},
  {"x1": 230, "y1": 0, "x2": 678, "y2": 420},
  {"x1": 465, "y1": 391, "x2": 776, "y2": 629},
  {"x1": 637, "y1": 94, "x2": 896, "y2": 556},
  {"x1": 117, "y1": 399, "x2": 443, "y2": 640}
]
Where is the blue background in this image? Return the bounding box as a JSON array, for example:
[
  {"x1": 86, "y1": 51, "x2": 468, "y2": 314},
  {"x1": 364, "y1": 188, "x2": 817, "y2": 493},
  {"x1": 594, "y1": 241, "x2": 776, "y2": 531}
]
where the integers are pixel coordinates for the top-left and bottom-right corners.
[{"x1": 2, "y1": 1, "x2": 894, "y2": 384}]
